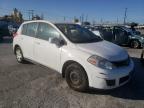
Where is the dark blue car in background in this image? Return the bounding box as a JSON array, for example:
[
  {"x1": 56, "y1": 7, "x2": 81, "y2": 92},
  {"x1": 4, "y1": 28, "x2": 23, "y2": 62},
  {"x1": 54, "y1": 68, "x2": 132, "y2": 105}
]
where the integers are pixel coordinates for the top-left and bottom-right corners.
[{"x1": 0, "y1": 20, "x2": 19, "y2": 41}]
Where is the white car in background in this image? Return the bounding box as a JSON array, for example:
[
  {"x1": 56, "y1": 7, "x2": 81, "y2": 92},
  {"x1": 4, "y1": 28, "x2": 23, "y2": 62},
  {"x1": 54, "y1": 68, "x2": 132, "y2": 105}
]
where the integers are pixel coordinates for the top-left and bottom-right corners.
[
  {"x1": 87, "y1": 26, "x2": 102, "y2": 37},
  {"x1": 13, "y1": 20, "x2": 134, "y2": 91}
]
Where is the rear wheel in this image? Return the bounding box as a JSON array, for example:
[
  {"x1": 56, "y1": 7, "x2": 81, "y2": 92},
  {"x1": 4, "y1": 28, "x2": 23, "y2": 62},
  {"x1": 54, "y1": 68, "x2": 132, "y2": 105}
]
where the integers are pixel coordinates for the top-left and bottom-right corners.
[
  {"x1": 15, "y1": 47, "x2": 25, "y2": 63},
  {"x1": 65, "y1": 63, "x2": 89, "y2": 91},
  {"x1": 130, "y1": 40, "x2": 140, "y2": 48}
]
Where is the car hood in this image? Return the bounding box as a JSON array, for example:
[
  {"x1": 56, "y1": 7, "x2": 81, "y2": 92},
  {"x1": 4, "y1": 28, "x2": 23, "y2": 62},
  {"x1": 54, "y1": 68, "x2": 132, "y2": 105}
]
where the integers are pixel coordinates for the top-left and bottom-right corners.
[
  {"x1": 131, "y1": 34, "x2": 144, "y2": 40},
  {"x1": 76, "y1": 41, "x2": 128, "y2": 62}
]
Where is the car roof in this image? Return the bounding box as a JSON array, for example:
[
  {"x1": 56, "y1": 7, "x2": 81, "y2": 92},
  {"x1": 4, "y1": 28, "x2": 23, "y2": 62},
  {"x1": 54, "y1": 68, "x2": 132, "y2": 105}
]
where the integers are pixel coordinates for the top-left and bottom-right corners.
[
  {"x1": 22, "y1": 20, "x2": 75, "y2": 25},
  {"x1": 54, "y1": 23, "x2": 76, "y2": 25}
]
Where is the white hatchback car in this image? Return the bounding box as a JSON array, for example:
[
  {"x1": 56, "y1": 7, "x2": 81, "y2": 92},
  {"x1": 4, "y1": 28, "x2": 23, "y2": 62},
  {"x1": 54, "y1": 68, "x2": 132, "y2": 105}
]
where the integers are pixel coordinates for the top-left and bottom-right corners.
[{"x1": 13, "y1": 20, "x2": 134, "y2": 91}]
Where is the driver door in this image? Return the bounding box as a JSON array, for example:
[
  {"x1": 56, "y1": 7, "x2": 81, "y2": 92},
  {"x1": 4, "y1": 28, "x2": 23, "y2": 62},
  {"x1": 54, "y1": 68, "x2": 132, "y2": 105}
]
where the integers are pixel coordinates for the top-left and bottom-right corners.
[{"x1": 34, "y1": 22, "x2": 61, "y2": 71}]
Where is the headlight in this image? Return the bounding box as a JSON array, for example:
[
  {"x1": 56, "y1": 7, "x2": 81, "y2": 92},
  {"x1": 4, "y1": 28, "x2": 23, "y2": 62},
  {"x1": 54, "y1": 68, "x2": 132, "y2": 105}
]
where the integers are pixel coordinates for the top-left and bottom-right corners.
[
  {"x1": 87, "y1": 55, "x2": 116, "y2": 70},
  {"x1": 141, "y1": 37, "x2": 144, "y2": 40}
]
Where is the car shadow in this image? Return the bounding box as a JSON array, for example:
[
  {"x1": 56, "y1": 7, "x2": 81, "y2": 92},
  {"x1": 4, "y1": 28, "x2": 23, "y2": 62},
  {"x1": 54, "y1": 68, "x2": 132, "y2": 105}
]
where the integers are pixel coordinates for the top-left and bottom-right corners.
[{"x1": 86, "y1": 57, "x2": 144, "y2": 100}]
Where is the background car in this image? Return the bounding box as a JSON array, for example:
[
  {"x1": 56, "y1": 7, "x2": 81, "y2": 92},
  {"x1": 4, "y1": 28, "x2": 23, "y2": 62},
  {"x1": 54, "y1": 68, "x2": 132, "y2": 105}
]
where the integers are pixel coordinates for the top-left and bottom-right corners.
[
  {"x1": 113, "y1": 26, "x2": 144, "y2": 48},
  {"x1": 0, "y1": 20, "x2": 19, "y2": 41},
  {"x1": 91, "y1": 26, "x2": 144, "y2": 48},
  {"x1": 91, "y1": 26, "x2": 116, "y2": 42},
  {"x1": 87, "y1": 26, "x2": 102, "y2": 37}
]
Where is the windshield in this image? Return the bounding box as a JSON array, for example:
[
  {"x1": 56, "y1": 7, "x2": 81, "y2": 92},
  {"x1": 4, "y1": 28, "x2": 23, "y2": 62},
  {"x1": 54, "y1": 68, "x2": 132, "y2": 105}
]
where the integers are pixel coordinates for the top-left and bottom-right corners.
[{"x1": 55, "y1": 24, "x2": 103, "y2": 43}]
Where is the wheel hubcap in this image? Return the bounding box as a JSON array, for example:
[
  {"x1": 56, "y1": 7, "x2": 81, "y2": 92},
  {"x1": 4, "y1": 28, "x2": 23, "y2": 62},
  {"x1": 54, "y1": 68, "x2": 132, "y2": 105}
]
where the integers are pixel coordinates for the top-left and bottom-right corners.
[
  {"x1": 16, "y1": 49, "x2": 22, "y2": 61},
  {"x1": 70, "y1": 71, "x2": 81, "y2": 85},
  {"x1": 132, "y1": 41, "x2": 138, "y2": 48}
]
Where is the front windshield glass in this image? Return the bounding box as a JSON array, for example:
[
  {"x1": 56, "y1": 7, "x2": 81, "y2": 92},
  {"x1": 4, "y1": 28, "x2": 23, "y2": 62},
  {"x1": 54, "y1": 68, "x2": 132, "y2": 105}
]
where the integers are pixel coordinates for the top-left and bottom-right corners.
[{"x1": 55, "y1": 24, "x2": 103, "y2": 43}]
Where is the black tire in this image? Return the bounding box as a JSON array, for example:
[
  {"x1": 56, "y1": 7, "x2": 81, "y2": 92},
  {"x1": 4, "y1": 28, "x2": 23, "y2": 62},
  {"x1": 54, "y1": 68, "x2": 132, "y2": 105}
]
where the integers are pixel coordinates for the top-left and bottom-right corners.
[
  {"x1": 65, "y1": 63, "x2": 89, "y2": 91},
  {"x1": 130, "y1": 40, "x2": 140, "y2": 48},
  {"x1": 15, "y1": 47, "x2": 25, "y2": 63}
]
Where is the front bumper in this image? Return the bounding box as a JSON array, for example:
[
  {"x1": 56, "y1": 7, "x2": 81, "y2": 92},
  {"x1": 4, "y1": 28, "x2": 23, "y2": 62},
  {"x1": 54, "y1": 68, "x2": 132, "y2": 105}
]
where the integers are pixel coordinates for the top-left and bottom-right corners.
[{"x1": 85, "y1": 59, "x2": 134, "y2": 89}]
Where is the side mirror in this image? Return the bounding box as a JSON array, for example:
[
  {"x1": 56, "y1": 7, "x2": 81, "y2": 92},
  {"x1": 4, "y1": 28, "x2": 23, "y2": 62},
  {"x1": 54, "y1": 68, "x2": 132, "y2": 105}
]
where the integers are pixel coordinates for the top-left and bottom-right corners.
[{"x1": 49, "y1": 37, "x2": 65, "y2": 47}]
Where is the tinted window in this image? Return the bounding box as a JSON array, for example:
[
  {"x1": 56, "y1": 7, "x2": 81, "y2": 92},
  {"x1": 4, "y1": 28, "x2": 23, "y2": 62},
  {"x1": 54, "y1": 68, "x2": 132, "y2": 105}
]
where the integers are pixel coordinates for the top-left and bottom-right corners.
[
  {"x1": 36, "y1": 22, "x2": 60, "y2": 41},
  {"x1": 22, "y1": 22, "x2": 38, "y2": 37}
]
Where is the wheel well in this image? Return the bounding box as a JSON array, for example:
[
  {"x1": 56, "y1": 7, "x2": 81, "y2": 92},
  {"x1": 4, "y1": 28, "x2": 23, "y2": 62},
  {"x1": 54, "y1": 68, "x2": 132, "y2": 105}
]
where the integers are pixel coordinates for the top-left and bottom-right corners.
[
  {"x1": 129, "y1": 39, "x2": 141, "y2": 46},
  {"x1": 130, "y1": 39, "x2": 140, "y2": 43},
  {"x1": 14, "y1": 45, "x2": 20, "y2": 54},
  {"x1": 62, "y1": 60, "x2": 84, "y2": 78}
]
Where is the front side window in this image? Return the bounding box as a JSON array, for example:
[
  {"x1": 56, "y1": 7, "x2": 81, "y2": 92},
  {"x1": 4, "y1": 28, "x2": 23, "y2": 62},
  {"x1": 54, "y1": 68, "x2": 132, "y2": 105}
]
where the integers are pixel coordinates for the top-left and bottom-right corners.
[
  {"x1": 55, "y1": 24, "x2": 102, "y2": 43},
  {"x1": 36, "y1": 22, "x2": 60, "y2": 41},
  {"x1": 22, "y1": 22, "x2": 38, "y2": 37}
]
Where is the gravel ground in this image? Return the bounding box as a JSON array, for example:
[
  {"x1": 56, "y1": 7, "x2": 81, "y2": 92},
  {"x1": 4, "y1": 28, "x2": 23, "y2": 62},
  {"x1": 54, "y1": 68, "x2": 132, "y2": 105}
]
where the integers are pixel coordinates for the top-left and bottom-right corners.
[{"x1": 0, "y1": 38, "x2": 144, "y2": 108}]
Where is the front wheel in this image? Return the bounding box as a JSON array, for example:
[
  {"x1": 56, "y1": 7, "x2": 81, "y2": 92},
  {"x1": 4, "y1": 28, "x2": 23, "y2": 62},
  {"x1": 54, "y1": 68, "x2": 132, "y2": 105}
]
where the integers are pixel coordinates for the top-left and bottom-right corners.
[
  {"x1": 130, "y1": 40, "x2": 140, "y2": 48},
  {"x1": 15, "y1": 47, "x2": 25, "y2": 63},
  {"x1": 65, "y1": 63, "x2": 89, "y2": 91}
]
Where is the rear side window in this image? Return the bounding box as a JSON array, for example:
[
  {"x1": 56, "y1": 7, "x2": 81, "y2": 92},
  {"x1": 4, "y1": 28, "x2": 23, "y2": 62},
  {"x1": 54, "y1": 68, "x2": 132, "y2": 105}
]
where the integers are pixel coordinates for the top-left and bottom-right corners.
[
  {"x1": 22, "y1": 22, "x2": 38, "y2": 37},
  {"x1": 36, "y1": 22, "x2": 60, "y2": 41}
]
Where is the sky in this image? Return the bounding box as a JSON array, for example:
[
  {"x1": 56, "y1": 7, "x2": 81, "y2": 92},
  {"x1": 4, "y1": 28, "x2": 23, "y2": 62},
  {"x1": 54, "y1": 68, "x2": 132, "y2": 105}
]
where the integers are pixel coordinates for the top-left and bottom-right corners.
[{"x1": 0, "y1": 0, "x2": 144, "y2": 24}]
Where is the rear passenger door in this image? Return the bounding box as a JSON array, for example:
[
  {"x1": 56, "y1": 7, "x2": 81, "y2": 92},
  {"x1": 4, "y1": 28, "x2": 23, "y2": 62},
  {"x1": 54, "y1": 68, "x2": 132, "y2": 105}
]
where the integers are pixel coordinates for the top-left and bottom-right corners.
[{"x1": 21, "y1": 22, "x2": 38, "y2": 59}]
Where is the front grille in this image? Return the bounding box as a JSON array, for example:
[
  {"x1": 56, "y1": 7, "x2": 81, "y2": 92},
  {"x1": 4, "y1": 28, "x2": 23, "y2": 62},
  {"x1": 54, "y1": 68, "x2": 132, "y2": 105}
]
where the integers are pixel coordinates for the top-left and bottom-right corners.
[
  {"x1": 119, "y1": 75, "x2": 129, "y2": 84},
  {"x1": 112, "y1": 57, "x2": 130, "y2": 67},
  {"x1": 106, "y1": 79, "x2": 115, "y2": 86}
]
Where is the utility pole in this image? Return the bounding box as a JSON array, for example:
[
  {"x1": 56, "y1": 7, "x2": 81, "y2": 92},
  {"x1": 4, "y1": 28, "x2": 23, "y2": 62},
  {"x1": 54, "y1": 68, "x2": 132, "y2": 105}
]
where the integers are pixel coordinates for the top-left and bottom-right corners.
[
  {"x1": 74, "y1": 16, "x2": 76, "y2": 21},
  {"x1": 28, "y1": 10, "x2": 34, "y2": 20},
  {"x1": 100, "y1": 18, "x2": 103, "y2": 25},
  {"x1": 85, "y1": 14, "x2": 88, "y2": 22},
  {"x1": 124, "y1": 8, "x2": 127, "y2": 25},
  {"x1": 41, "y1": 13, "x2": 44, "y2": 20},
  {"x1": 117, "y1": 17, "x2": 119, "y2": 24},
  {"x1": 79, "y1": 16, "x2": 81, "y2": 22},
  {"x1": 63, "y1": 16, "x2": 66, "y2": 22},
  {"x1": 81, "y1": 14, "x2": 84, "y2": 24}
]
